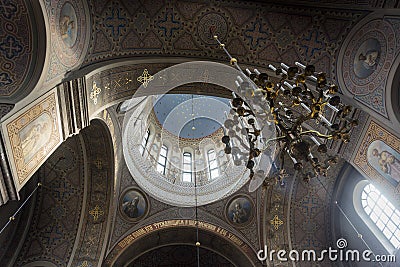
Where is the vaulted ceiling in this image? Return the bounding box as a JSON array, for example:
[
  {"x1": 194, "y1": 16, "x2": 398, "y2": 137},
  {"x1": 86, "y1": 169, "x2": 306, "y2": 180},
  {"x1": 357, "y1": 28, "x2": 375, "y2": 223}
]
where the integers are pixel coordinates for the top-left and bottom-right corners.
[{"x1": 0, "y1": 1, "x2": 400, "y2": 267}]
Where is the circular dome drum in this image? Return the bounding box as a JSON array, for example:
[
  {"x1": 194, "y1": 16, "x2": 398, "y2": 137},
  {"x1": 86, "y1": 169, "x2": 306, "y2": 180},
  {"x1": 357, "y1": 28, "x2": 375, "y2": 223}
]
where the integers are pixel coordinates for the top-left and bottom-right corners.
[
  {"x1": 122, "y1": 94, "x2": 249, "y2": 207},
  {"x1": 122, "y1": 61, "x2": 277, "y2": 207}
]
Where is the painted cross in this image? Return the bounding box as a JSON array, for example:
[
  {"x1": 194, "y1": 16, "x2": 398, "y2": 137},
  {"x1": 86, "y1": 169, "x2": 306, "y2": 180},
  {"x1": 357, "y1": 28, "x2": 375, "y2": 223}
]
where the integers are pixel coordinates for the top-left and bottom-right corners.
[
  {"x1": 89, "y1": 205, "x2": 104, "y2": 221},
  {"x1": 104, "y1": 8, "x2": 127, "y2": 38},
  {"x1": 244, "y1": 21, "x2": 269, "y2": 48},
  {"x1": 0, "y1": 36, "x2": 23, "y2": 59},
  {"x1": 51, "y1": 180, "x2": 74, "y2": 201},
  {"x1": 78, "y1": 260, "x2": 90, "y2": 267},
  {"x1": 301, "y1": 29, "x2": 325, "y2": 59},
  {"x1": 42, "y1": 225, "x2": 63, "y2": 246},
  {"x1": 0, "y1": 0, "x2": 17, "y2": 19},
  {"x1": 157, "y1": 8, "x2": 181, "y2": 39},
  {"x1": 94, "y1": 158, "x2": 103, "y2": 169},
  {"x1": 301, "y1": 195, "x2": 318, "y2": 217}
]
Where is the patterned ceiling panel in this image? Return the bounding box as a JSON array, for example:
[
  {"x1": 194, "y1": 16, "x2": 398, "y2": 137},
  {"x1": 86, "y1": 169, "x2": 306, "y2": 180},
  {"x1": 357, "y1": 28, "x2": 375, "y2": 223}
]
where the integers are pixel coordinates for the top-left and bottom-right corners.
[
  {"x1": 84, "y1": 0, "x2": 365, "y2": 81},
  {"x1": 289, "y1": 160, "x2": 346, "y2": 267},
  {"x1": 0, "y1": 0, "x2": 42, "y2": 100},
  {"x1": 14, "y1": 134, "x2": 84, "y2": 266}
]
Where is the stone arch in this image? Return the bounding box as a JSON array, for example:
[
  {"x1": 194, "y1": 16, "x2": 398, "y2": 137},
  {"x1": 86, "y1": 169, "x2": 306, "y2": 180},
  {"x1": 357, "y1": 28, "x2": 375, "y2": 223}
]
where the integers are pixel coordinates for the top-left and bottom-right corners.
[
  {"x1": 104, "y1": 220, "x2": 258, "y2": 267},
  {"x1": 129, "y1": 245, "x2": 235, "y2": 266},
  {"x1": 6, "y1": 119, "x2": 115, "y2": 267},
  {"x1": 68, "y1": 119, "x2": 115, "y2": 266}
]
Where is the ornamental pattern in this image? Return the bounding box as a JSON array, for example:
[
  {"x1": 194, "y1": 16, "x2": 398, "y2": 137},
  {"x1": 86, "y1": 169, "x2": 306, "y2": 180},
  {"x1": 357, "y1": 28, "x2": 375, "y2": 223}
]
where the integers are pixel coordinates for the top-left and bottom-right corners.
[
  {"x1": 44, "y1": 0, "x2": 88, "y2": 81},
  {"x1": 289, "y1": 160, "x2": 345, "y2": 267},
  {"x1": 85, "y1": 0, "x2": 364, "y2": 83},
  {"x1": 340, "y1": 17, "x2": 400, "y2": 118},
  {"x1": 14, "y1": 135, "x2": 83, "y2": 267},
  {"x1": 0, "y1": 0, "x2": 34, "y2": 97}
]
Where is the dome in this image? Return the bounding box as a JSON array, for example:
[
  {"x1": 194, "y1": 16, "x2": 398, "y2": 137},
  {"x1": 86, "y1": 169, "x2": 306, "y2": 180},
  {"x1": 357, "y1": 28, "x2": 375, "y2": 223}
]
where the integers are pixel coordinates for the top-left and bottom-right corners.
[
  {"x1": 122, "y1": 93, "x2": 250, "y2": 207},
  {"x1": 153, "y1": 94, "x2": 231, "y2": 139}
]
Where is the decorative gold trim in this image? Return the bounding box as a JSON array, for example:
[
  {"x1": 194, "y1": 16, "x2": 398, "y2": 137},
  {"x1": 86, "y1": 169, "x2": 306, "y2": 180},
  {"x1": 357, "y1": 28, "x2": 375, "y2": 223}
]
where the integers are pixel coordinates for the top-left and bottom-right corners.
[{"x1": 117, "y1": 219, "x2": 252, "y2": 254}]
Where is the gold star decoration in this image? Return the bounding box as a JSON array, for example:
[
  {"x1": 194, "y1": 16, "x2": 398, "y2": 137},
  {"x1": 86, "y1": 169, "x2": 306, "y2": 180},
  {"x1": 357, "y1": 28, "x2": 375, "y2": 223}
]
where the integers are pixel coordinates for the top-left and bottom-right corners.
[
  {"x1": 78, "y1": 260, "x2": 90, "y2": 267},
  {"x1": 270, "y1": 215, "x2": 283, "y2": 230},
  {"x1": 137, "y1": 69, "x2": 154, "y2": 88},
  {"x1": 93, "y1": 158, "x2": 103, "y2": 169},
  {"x1": 89, "y1": 205, "x2": 104, "y2": 222}
]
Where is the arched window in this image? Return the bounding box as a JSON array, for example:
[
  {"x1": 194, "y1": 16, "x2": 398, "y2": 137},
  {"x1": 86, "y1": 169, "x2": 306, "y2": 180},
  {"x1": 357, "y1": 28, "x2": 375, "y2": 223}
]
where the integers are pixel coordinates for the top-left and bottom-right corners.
[
  {"x1": 157, "y1": 145, "x2": 168, "y2": 175},
  {"x1": 207, "y1": 149, "x2": 219, "y2": 180},
  {"x1": 354, "y1": 181, "x2": 400, "y2": 253},
  {"x1": 139, "y1": 128, "x2": 150, "y2": 156},
  {"x1": 182, "y1": 152, "x2": 192, "y2": 182}
]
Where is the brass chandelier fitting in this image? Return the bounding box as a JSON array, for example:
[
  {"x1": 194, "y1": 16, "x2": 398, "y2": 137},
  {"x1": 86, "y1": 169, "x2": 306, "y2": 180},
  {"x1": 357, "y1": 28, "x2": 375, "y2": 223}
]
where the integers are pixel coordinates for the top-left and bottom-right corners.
[{"x1": 215, "y1": 36, "x2": 358, "y2": 184}]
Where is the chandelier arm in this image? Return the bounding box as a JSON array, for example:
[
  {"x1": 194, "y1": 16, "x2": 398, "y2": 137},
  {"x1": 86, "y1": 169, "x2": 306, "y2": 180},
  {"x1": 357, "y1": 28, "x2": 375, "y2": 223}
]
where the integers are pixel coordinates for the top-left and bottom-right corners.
[
  {"x1": 260, "y1": 136, "x2": 286, "y2": 150},
  {"x1": 298, "y1": 130, "x2": 333, "y2": 139},
  {"x1": 290, "y1": 113, "x2": 312, "y2": 134},
  {"x1": 303, "y1": 84, "x2": 317, "y2": 103},
  {"x1": 318, "y1": 88, "x2": 326, "y2": 103}
]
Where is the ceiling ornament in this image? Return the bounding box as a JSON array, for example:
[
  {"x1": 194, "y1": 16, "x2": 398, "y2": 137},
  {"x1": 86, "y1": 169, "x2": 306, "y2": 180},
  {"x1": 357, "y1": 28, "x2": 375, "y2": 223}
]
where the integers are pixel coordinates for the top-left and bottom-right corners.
[
  {"x1": 270, "y1": 214, "x2": 283, "y2": 231},
  {"x1": 90, "y1": 82, "x2": 102, "y2": 105},
  {"x1": 89, "y1": 205, "x2": 104, "y2": 222},
  {"x1": 215, "y1": 36, "x2": 358, "y2": 189},
  {"x1": 137, "y1": 69, "x2": 154, "y2": 88}
]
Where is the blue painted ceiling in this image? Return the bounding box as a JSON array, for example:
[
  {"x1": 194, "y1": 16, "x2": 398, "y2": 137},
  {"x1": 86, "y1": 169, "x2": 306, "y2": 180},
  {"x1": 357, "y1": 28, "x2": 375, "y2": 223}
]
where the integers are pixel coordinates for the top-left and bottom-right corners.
[{"x1": 153, "y1": 94, "x2": 231, "y2": 139}]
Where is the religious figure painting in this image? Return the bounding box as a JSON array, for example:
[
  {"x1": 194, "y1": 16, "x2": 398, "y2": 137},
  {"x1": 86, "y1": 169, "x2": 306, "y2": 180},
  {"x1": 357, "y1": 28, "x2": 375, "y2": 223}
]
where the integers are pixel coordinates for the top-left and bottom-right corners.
[
  {"x1": 226, "y1": 195, "x2": 253, "y2": 226},
  {"x1": 120, "y1": 188, "x2": 148, "y2": 221},
  {"x1": 19, "y1": 113, "x2": 52, "y2": 164},
  {"x1": 2, "y1": 91, "x2": 62, "y2": 191},
  {"x1": 368, "y1": 140, "x2": 400, "y2": 186},
  {"x1": 59, "y1": 2, "x2": 77, "y2": 47},
  {"x1": 353, "y1": 38, "x2": 381, "y2": 79}
]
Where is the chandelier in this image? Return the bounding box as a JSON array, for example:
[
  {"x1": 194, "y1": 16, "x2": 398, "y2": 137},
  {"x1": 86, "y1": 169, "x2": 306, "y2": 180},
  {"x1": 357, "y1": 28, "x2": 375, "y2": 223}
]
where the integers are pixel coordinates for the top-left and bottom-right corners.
[{"x1": 214, "y1": 36, "x2": 358, "y2": 186}]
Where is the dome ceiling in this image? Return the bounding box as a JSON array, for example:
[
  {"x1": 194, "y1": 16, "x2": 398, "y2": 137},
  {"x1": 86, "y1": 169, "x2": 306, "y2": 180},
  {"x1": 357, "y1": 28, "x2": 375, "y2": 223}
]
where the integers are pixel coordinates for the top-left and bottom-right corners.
[{"x1": 153, "y1": 94, "x2": 231, "y2": 139}]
